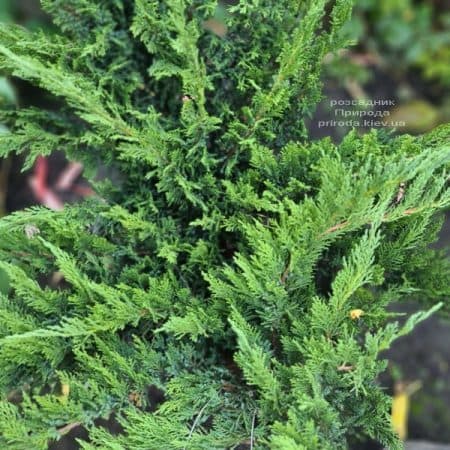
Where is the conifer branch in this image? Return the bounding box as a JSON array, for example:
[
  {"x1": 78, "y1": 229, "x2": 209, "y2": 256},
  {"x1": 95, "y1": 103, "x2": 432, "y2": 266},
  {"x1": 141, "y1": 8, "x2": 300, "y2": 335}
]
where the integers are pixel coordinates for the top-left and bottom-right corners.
[{"x1": 0, "y1": 2, "x2": 447, "y2": 449}]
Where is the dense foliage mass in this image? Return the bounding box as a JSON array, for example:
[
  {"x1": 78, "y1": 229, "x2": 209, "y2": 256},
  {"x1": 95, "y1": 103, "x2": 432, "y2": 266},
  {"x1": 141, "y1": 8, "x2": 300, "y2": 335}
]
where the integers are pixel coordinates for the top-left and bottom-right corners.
[{"x1": 0, "y1": 1, "x2": 449, "y2": 449}]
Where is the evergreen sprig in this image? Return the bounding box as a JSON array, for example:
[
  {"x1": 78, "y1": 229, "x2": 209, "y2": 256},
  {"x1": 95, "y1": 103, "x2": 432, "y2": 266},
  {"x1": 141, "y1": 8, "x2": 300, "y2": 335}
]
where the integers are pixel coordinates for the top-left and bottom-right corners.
[{"x1": 0, "y1": 1, "x2": 449, "y2": 449}]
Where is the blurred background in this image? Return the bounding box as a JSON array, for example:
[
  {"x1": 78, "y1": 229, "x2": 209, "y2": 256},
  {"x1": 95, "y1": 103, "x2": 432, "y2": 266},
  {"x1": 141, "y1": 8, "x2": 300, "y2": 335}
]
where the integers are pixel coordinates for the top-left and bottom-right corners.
[{"x1": 0, "y1": 1, "x2": 449, "y2": 449}]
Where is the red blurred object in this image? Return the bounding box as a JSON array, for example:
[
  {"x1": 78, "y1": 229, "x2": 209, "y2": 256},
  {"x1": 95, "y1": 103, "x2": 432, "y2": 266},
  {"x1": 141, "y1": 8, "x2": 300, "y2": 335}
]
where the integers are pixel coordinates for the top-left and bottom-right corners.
[
  {"x1": 29, "y1": 156, "x2": 93, "y2": 210},
  {"x1": 29, "y1": 156, "x2": 64, "y2": 210}
]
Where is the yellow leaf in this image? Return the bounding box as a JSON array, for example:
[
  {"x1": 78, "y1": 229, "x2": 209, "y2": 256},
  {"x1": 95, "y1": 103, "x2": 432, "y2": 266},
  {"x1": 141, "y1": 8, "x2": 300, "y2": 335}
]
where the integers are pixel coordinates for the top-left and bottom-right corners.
[
  {"x1": 392, "y1": 390, "x2": 409, "y2": 441},
  {"x1": 391, "y1": 381, "x2": 421, "y2": 441},
  {"x1": 349, "y1": 309, "x2": 364, "y2": 320},
  {"x1": 58, "y1": 383, "x2": 70, "y2": 403}
]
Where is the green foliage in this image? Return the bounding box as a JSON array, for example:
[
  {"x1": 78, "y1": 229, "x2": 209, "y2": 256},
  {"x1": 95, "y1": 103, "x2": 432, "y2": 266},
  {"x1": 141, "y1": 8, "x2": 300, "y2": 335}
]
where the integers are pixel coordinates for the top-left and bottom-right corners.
[
  {"x1": 345, "y1": 0, "x2": 450, "y2": 85},
  {"x1": 0, "y1": 1, "x2": 449, "y2": 449},
  {"x1": 0, "y1": 1, "x2": 12, "y2": 23}
]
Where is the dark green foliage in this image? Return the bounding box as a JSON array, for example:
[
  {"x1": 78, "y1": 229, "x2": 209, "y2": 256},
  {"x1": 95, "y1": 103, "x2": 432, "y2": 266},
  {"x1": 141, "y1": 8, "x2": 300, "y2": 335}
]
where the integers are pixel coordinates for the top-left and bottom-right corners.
[{"x1": 0, "y1": 1, "x2": 449, "y2": 449}]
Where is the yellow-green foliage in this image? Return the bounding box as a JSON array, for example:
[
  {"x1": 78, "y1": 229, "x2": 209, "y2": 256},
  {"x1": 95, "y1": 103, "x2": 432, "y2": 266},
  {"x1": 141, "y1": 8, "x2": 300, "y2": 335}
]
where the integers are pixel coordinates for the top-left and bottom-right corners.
[{"x1": 0, "y1": 1, "x2": 449, "y2": 449}]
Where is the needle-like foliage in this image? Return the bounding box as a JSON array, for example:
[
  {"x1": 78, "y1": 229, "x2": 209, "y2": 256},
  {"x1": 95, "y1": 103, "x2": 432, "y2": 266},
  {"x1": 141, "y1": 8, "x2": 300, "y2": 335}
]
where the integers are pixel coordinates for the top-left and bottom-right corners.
[{"x1": 0, "y1": 1, "x2": 449, "y2": 449}]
